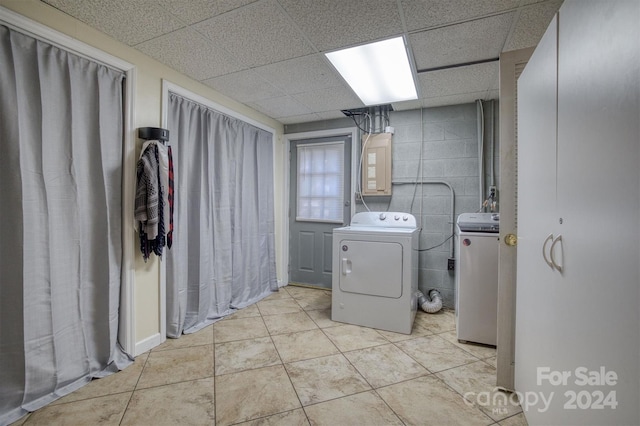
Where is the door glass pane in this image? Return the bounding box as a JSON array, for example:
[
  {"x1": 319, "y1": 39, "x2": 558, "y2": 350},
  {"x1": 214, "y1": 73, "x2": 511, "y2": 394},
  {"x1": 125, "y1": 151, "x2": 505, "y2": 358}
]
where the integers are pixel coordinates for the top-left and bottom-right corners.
[{"x1": 297, "y1": 141, "x2": 344, "y2": 222}]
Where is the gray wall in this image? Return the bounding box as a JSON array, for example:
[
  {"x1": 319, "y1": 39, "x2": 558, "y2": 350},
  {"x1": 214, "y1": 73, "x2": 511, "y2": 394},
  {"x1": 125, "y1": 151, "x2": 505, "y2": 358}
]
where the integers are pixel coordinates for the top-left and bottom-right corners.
[{"x1": 285, "y1": 101, "x2": 499, "y2": 308}]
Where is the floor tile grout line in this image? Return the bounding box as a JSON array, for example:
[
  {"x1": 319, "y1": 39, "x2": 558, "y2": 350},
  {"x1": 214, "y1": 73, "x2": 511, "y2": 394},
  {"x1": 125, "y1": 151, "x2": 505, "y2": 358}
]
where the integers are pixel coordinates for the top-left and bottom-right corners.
[
  {"x1": 429, "y1": 364, "x2": 520, "y2": 423},
  {"x1": 388, "y1": 339, "x2": 436, "y2": 375},
  {"x1": 213, "y1": 337, "x2": 218, "y2": 426},
  {"x1": 225, "y1": 408, "x2": 304, "y2": 426},
  {"x1": 117, "y1": 349, "x2": 155, "y2": 425},
  {"x1": 261, "y1": 310, "x2": 311, "y2": 425},
  {"x1": 133, "y1": 371, "x2": 217, "y2": 392},
  {"x1": 371, "y1": 387, "x2": 410, "y2": 426}
]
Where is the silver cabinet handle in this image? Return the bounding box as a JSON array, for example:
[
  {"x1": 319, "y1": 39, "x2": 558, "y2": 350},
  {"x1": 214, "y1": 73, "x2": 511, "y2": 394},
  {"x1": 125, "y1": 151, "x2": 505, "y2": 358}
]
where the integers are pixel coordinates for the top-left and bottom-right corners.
[
  {"x1": 542, "y1": 233, "x2": 554, "y2": 269},
  {"x1": 550, "y1": 234, "x2": 564, "y2": 273}
]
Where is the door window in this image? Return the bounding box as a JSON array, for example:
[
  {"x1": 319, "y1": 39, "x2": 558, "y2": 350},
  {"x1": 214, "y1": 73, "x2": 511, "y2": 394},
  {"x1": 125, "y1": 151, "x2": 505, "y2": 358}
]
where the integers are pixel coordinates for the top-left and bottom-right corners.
[{"x1": 296, "y1": 141, "x2": 344, "y2": 223}]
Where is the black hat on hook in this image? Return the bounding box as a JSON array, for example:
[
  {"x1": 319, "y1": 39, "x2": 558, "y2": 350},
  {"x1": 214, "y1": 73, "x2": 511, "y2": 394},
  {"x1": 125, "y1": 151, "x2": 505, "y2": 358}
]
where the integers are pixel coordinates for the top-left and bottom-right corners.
[{"x1": 138, "y1": 127, "x2": 169, "y2": 142}]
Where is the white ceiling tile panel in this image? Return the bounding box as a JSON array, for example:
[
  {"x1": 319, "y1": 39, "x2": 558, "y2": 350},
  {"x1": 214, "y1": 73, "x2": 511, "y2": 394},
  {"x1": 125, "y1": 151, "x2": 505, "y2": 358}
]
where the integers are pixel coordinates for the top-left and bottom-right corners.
[
  {"x1": 519, "y1": 0, "x2": 550, "y2": 6},
  {"x1": 391, "y1": 99, "x2": 424, "y2": 111},
  {"x1": 278, "y1": 113, "x2": 323, "y2": 124},
  {"x1": 316, "y1": 110, "x2": 349, "y2": 121},
  {"x1": 417, "y1": 61, "x2": 498, "y2": 98},
  {"x1": 410, "y1": 12, "x2": 515, "y2": 69},
  {"x1": 136, "y1": 28, "x2": 244, "y2": 80},
  {"x1": 249, "y1": 96, "x2": 312, "y2": 118},
  {"x1": 278, "y1": 0, "x2": 404, "y2": 51},
  {"x1": 253, "y1": 54, "x2": 344, "y2": 95},
  {"x1": 292, "y1": 85, "x2": 364, "y2": 113},
  {"x1": 202, "y1": 70, "x2": 283, "y2": 103},
  {"x1": 503, "y1": 0, "x2": 563, "y2": 51},
  {"x1": 421, "y1": 89, "x2": 499, "y2": 107},
  {"x1": 192, "y1": 0, "x2": 314, "y2": 69},
  {"x1": 42, "y1": 0, "x2": 184, "y2": 46},
  {"x1": 157, "y1": 0, "x2": 260, "y2": 25},
  {"x1": 401, "y1": 0, "x2": 517, "y2": 31}
]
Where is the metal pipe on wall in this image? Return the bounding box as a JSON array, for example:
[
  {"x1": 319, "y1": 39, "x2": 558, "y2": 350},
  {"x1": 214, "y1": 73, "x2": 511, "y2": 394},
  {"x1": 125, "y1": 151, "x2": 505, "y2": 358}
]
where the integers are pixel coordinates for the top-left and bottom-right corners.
[
  {"x1": 477, "y1": 100, "x2": 484, "y2": 210},
  {"x1": 490, "y1": 100, "x2": 496, "y2": 188}
]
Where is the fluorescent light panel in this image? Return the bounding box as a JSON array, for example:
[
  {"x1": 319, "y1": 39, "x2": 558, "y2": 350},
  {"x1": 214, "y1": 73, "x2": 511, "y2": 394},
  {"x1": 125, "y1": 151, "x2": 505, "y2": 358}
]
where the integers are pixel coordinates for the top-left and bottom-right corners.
[{"x1": 326, "y1": 37, "x2": 417, "y2": 106}]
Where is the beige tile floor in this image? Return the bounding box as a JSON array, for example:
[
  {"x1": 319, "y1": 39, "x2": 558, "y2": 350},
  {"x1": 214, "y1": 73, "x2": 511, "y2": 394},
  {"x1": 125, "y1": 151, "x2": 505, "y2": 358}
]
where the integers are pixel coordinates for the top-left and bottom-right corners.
[{"x1": 13, "y1": 286, "x2": 528, "y2": 426}]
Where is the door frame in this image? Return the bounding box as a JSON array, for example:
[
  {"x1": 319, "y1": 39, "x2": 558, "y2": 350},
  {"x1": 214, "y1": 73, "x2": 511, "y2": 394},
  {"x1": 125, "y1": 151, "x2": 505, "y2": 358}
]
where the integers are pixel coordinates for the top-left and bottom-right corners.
[
  {"x1": 282, "y1": 127, "x2": 358, "y2": 287},
  {"x1": 496, "y1": 46, "x2": 534, "y2": 390}
]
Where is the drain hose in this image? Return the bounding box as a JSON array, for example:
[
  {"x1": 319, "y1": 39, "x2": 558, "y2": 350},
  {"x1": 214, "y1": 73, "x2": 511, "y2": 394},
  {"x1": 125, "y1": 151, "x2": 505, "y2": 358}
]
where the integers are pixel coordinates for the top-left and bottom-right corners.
[{"x1": 417, "y1": 289, "x2": 443, "y2": 314}]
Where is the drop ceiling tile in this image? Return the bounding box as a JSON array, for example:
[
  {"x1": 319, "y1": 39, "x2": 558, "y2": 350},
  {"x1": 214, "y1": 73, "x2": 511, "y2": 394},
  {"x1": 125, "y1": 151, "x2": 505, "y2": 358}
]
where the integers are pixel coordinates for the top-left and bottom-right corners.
[
  {"x1": 392, "y1": 99, "x2": 424, "y2": 111},
  {"x1": 520, "y1": 0, "x2": 549, "y2": 5},
  {"x1": 192, "y1": 0, "x2": 314, "y2": 69},
  {"x1": 421, "y1": 90, "x2": 499, "y2": 108},
  {"x1": 410, "y1": 12, "x2": 515, "y2": 69},
  {"x1": 42, "y1": 0, "x2": 184, "y2": 46},
  {"x1": 278, "y1": 0, "x2": 404, "y2": 51},
  {"x1": 279, "y1": 113, "x2": 323, "y2": 125},
  {"x1": 253, "y1": 55, "x2": 344, "y2": 95},
  {"x1": 136, "y1": 28, "x2": 243, "y2": 80},
  {"x1": 503, "y1": 0, "x2": 563, "y2": 51},
  {"x1": 202, "y1": 70, "x2": 283, "y2": 103},
  {"x1": 157, "y1": 0, "x2": 260, "y2": 25},
  {"x1": 292, "y1": 86, "x2": 364, "y2": 113},
  {"x1": 316, "y1": 110, "x2": 349, "y2": 121},
  {"x1": 401, "y1": 0, "x2": 517, "y2": 31},
  {"x1": 249, "y1": 96, "x2": 312, "y2": 119},
  {"x1": 417, "y1": 61, "x2": 498, "y2": 98}
]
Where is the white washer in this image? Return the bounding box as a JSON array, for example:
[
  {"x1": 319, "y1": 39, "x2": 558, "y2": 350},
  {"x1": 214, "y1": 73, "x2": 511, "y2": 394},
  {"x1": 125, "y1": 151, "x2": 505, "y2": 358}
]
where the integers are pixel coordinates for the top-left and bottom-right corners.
[
  {"x1": 455, "y1": 212, "x2": 500, "y2": 346},
  {"x1": 331, "y1": 212, "x2": 419, "y2": 334}
]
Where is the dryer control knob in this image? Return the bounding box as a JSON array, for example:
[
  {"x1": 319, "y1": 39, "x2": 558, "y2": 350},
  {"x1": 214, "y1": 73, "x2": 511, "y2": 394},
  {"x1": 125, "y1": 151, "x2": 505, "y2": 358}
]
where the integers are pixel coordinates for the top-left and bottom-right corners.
[
  {"x1": 394, "y1": 215, "x2": 400, "y2": 220},
  {"x1": 379, "y1": 213, "x2": 386, "y2": 221},
  {"x1": 403, "y1": 215, "x2": 408, "y2": 221}
]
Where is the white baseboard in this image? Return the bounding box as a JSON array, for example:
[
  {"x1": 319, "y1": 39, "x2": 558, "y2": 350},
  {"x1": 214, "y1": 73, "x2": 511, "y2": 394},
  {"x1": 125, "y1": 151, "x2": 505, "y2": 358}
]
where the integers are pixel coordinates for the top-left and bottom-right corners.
[{"x1": 135, "y1": 333, "x2": 164, "y2": 356}]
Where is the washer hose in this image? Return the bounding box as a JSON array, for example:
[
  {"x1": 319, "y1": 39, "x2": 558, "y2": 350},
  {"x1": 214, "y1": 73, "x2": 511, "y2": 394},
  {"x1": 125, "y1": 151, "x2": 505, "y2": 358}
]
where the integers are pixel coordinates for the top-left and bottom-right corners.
[{"x1": 417, "y1": 289, "x2": 443, "y2": 314}]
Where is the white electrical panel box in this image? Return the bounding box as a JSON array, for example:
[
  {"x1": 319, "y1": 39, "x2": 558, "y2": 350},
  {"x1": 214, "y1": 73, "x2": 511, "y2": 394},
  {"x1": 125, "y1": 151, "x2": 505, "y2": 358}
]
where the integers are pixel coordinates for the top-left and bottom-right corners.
[{"x1": 362, "y1": 132, "x2": 392, "y2": 196}]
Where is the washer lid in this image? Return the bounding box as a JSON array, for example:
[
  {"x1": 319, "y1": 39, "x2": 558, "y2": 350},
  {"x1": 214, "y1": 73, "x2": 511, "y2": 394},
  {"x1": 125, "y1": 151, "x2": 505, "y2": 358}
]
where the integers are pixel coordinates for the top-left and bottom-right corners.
[{"x1": 457, "y1": 213, "x2": 499, "y2": 232}]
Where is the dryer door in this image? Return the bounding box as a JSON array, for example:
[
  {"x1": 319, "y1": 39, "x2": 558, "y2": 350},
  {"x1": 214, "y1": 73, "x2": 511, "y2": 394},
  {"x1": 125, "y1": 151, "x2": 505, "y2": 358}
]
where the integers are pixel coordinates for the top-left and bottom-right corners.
[{"x1": 338, "y1": 240, "x2": 402, "y2": 298}]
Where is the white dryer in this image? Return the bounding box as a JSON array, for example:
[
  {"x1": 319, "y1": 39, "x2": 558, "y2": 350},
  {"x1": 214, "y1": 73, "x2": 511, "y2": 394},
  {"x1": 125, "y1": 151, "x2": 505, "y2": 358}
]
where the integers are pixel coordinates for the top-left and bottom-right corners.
[{"x1": 331, "y1": 212, "x2": 419, "y2": 334}]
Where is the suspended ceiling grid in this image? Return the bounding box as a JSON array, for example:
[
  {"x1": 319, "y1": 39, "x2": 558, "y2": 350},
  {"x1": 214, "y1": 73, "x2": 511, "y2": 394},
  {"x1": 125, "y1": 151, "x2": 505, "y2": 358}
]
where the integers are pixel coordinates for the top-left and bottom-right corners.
[{"x1": 41, "y1": 0, "x2": 563, "y2": 124}]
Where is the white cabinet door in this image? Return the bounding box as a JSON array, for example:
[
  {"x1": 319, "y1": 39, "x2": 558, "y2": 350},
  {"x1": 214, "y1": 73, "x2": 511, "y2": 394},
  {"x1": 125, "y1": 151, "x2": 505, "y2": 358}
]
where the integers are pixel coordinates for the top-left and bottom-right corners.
[
  {"x1": 515, "y1": 14, "x2": 560, "y2": 419},
  {"x1": 553, "y1": 1, "x2": 639, "y2": 424},
  {"x1": 516, "y1": 1, "x2": 640, "y2": 425}
]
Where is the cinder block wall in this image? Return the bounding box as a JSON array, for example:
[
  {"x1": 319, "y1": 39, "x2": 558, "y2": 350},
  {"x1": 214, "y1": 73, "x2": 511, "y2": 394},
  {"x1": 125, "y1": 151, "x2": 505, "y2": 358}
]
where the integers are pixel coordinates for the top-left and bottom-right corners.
[
  {"x1": 285, "y1": 101, "x2": 499, "y2": 309},
  {"x1": 356, "y1": 102, "x2": 499, "y2": 308}
]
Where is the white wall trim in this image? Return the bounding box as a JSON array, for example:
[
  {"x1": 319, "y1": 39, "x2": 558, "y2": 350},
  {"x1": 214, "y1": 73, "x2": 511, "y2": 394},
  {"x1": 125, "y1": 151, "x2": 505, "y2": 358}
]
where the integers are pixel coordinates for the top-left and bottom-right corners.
[
  {"x1": 0, "y1": 6, "x2": 138, "y2": 357},
  {"x1": 282, "y1": 127, "x2": 358, "y2": 286},
  {"x1": 135, "y1": 332, "x2": 164, "y2": 356},
  {"x1": 496, "y1": 46, "x2": 534, "y2": 390}
]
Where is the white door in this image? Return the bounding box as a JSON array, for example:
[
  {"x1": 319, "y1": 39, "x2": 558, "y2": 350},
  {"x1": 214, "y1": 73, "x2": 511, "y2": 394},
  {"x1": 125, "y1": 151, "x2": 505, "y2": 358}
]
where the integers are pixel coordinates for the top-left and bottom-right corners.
[{"x1": 516, "y1": 2, "x2": 640, "y2": 424}]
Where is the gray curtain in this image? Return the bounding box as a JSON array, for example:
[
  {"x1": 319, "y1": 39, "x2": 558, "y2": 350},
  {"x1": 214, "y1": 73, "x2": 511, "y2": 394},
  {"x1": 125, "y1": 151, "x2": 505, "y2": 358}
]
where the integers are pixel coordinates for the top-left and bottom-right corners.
[
  {"x1": 0, "y1": 25, "x2": 130, "y2": 425},
  {"x1": 167, "y1": 93, "x2": 278, "y2": 337}
]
